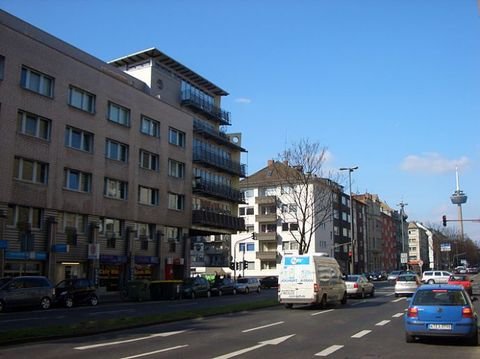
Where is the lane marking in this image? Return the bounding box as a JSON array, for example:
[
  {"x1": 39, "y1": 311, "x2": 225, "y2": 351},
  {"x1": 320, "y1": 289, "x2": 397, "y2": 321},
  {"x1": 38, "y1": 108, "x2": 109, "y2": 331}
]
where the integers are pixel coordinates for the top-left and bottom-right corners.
[
  {"x1": 119, "y1": 345, "x2": 188, "y2": 359},
  {"x1": 242, "y1": 321, "x2": 284, "y2": 333},
  {"x1": 375, "y1": 320, "x2": 390, "y2": 326},
  {"x1": 311, "y1": 309, "x2": 335, "y2": 316},
  {"x1": 212, "y1": 334, "x2": 295, "y2": 359},
  {"x1": 349, "y1": 300, "x2": 367, "y2": 306},
  {"x1": 74, "y1": 330, "x2": 187, "y2": 350},
  {"x1": 351, "y1": 330, "x2": 371, "y2": 338},
  {"x1": 392, "y1": 297, "x2": 405, "y2": 303},
  {"x1": 315, "y1": 345, "x2": 344, "y2": 356},
  {"x1": 392, "y1": 313, "x2": 404, "y2": 318}
]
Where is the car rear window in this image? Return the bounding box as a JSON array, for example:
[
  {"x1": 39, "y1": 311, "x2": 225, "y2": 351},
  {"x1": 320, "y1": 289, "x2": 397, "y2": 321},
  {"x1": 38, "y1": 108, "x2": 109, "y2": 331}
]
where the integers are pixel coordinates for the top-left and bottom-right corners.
[
  {"x1": 237, "y1": 278, "x2": 248, "y2": 283},
  {"x1": 398, "y1": 275, "x2": 417, "y2": 281},
  {"x1": 413, "y1": 289, "x2": 467, "y2": 306}
]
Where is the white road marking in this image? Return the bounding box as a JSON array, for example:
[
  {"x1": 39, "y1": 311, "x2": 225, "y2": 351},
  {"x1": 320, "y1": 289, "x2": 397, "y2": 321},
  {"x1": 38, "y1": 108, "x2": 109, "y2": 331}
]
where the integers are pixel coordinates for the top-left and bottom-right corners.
[
  {"x1": 315, "y1": 345, "x2": 344, "y2": 356},
  {"x1": 351, "y1": 330, "x2": 371, "y2": 338},
  {"x1": 74, "y1": 330, "x2": 187, "y2": 350},
  {"x1": 392, "y1": 313, "x2": 404, "y2": 318},
  {"x1": 242, "y1": 321, "x2": 284, "y2": 333},
  {"x1": 119, "y1": 345, "x2": 188, "y2": 359},
  {"x1": 375, "y1": 320, "x2": 390, "y2": 326},
  {"x1": 349, "y1": 300, "x2": 367, "y2": 306},
  {"x1": 392, "y1": 297, "x2": 406, "y2": 303},
  {"x1": 212, "y1": 334, "x2": 295, "y2": 359},
  {"x1": 311, "y1": 309, "x2": 335, "y2": 316}
]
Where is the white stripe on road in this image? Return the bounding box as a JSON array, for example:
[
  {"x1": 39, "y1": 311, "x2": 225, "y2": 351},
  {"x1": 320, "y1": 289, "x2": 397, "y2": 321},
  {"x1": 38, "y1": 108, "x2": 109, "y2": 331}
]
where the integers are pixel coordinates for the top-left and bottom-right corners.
[
  {"x1": 311, "y1": 309, "x2": 335, "y2": 316},
  {"x1": 392, "y1": 312, "x2": 404, "y2": 318},
  {"x1": 351, "y1": 330, "x2": 371, "y2": 338},
  {"x1": 392, "y1": 297, "x2": 405, "y2": 303},
  {"x1": 375, "y1": 320, "x2": 390, "y2": 326},
  {"x1": 349, "y1": 300, "x2": 367, "y2": 306},
  {"x1": 242, "y1": 321, "x2": 284, "y2": 333},
  {"x1": 119, "y1": 345, "x2": 188, "y2": 359},
  {"x1": 315, "y1": 345, "x2": 344, "y2": 356}
]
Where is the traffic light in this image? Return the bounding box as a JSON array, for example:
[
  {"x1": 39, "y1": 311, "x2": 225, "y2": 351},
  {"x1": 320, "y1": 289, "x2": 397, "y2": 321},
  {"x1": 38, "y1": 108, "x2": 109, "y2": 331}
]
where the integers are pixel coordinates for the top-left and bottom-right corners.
[
  {"x1": 236, "y1": 262, "x2": 240, "y2": 270},
  {"x1": 251, "y1": 232, "x2": 256, "y2": 240},
  {"x1": 229, "y1": 262, "x2": 235, "y2": 270},
  {"x1": 243, "y1": 260, "x2": 248, "y2": 269},
  {"x1": 442, "y1": 215, "x2": 447, "y2": 227}
]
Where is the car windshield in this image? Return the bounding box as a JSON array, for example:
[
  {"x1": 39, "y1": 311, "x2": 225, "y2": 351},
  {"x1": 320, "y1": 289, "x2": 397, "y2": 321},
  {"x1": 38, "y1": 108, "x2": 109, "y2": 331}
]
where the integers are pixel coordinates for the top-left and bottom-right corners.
[
  {"x1": 346, "y1": 275, "x2": 360, "y2": 281},
  {"x1": 398, "y1": 275, "x2": 417, "y2": 282},
  {"x1": 413, "y1": 289, "x2": 468, "y2": 306},
  {"x1": 237, "y1": 278, "x2": 248, "y2": 283},
  {"x1": 450, "y1": 275, "x2": 468, "y2": 281}
]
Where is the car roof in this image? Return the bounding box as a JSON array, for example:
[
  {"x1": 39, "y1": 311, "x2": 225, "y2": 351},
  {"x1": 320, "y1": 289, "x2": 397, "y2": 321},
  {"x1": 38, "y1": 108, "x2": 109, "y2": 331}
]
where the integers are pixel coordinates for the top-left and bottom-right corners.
[{"x1": 417, "y1": 284, "x2": 464, "y2": 291}]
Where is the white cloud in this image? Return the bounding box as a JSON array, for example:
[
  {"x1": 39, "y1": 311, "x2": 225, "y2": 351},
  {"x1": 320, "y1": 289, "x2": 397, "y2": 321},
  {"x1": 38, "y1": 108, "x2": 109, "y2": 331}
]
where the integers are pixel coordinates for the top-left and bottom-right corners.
[
  {"x1": 400, "y1": 153, "x2": 469, "y2": 174},
  {"x1": 234, "y1": 97, "x2": 252, "y2": 104}
]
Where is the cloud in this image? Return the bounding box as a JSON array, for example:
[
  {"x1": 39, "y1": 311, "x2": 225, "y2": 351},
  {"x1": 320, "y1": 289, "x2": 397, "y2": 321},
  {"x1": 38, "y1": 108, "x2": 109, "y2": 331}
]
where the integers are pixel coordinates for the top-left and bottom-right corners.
[
  {"x1": 400, "y1": 153, "x2": 469, "y2": 174},
  {"x1": 234, "y1": 97, "x2": 252, "y2": 104}
]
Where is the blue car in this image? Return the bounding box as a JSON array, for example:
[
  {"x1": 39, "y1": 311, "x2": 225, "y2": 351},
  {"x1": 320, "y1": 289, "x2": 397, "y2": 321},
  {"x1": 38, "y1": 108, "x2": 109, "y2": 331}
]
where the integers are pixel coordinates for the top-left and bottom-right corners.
[{"x1": 404, "y1": 284, "x2": 478, "y2": 345}]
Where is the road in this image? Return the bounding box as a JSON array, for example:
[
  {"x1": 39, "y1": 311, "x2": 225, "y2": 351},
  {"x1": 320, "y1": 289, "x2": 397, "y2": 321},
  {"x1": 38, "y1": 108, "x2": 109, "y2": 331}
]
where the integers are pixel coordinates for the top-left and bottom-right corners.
[{"x1": 1, "y1": 282, "x2": 479, "y2": 358}]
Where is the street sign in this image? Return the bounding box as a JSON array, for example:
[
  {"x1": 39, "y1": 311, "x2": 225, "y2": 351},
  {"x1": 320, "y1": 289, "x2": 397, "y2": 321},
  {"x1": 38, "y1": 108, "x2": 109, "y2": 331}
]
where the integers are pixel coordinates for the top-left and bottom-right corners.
[
  {"x1": 440, "y1": 243, "x2": 451, "y2": 252},
  {"x1": 400, "y1": 252, "x2": 408, "y2": 264}
]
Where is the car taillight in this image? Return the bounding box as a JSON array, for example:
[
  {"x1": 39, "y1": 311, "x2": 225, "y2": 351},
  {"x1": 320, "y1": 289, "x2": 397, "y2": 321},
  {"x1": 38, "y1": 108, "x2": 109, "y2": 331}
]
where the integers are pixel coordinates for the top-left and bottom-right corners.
[
  {"x1": 407, "y1": 307, "x2": 418, "y2": 318},
  {"x1": 314, "y1": 283, "x2": 320, "y2": 292},
  {"x1": 354, "y1": 283, "x2": 358, "y2": 289},
  {"x1": 462, "y1": 307, "x2": 474, "y2": 318}
]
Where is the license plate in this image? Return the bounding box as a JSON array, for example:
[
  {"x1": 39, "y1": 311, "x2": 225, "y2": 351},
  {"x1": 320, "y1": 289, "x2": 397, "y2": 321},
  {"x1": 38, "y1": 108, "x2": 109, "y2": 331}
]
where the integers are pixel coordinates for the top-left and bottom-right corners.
[{"x1": 428, "y1": 324, "x2": 452, "y2": 330}]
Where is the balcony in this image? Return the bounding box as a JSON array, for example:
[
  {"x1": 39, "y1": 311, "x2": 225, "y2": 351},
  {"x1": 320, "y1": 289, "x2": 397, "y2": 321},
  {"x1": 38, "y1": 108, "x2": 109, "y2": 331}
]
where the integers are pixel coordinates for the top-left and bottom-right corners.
[
  {"x1": 193, "y1": 120, "x2": 245, "y2": 151},
  {"x1": 256, "y1": 251, "x2": 277, "y2": 261},
  {"x1": 181, "y1": 90, "x2": 231, "y2": 125},
  {"x1": 255, "y1": 213, "x2": 278, "y2": 223},
  {"x1": 256, "y1": 232, "x2": 277, "y2": 242},
  {"x1": 255, "y1": 196, "x2": 277, "y2": 205},
  {"x1": 193, "y1": 147, "x2": 246, "y2": 177},
  {"x1": 192, "y1": 209, "x2": 245, "y2": 232},
  {"x1": 193, "y1": 178, "x2": 245, "y2": 203}
]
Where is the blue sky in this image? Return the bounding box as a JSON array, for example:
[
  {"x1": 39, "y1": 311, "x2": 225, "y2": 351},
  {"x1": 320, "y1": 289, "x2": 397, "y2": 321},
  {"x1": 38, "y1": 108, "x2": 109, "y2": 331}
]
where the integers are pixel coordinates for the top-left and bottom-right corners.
[{"x1": 2, "y1": 0, "x2": 479, "y2": 242}]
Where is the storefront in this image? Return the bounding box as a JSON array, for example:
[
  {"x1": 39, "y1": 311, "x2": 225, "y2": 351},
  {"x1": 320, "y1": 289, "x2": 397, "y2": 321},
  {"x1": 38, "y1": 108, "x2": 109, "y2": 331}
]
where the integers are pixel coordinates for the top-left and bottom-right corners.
[
  {"x1": 3, "y1": 251, "x2": 47, "y2": 277},
  {"x1": 99, "y1": 255, "x2": 127, "y2": 292}
]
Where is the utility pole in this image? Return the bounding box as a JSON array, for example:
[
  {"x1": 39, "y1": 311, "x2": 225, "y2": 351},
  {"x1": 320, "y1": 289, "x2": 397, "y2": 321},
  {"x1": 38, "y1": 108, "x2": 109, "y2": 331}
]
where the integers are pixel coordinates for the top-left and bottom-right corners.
[
  {"x1": 397, "y1": 201, "x2": 408, "y2": 270},
  {"x1": 340, "y1": 166, "x2": 358, "y2": 274}
]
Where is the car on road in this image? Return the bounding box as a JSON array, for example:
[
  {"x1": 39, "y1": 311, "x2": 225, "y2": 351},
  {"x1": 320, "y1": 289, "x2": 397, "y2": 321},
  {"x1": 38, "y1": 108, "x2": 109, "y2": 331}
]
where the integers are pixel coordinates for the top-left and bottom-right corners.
[
  {"x1": 404, "y1": 284, "x2": 478, "y2": 345},
  {"x1": 235, "y1": 277, "x2": 261, "y2": 294},
  {"x1": 367, "y1": 271, "x2": 387, "y2": 281},
  {"x1": 448, "y1": 274, "x2": 473, "y2": 297},
  {"x1": 181, "y1": 277, "x2": 211, "y2": 299},
  {"x1": 54, "y1": 278, "x2": 99, "y2": 308},
  {"x1": 210, "y1": 277, "x2": 236, "y2": 296},
  {"x1": 259, "y1": 276, "x2": 278, "y2": 288},
  {"x1": 345, "y1": 275, "x2": 375, "y2": 298},
  {"x1": 387, "y1": 270, "x2": 404, "y2": 282},
  {"x1": 0, "y1": 276, "x2": 55, "y2": 312},
  {"x1": 422, "y1": 270, "x2": 452, "y2": 284},
  {"x1": 395, "y1": 273, "x2": 421, "y2": 297}
]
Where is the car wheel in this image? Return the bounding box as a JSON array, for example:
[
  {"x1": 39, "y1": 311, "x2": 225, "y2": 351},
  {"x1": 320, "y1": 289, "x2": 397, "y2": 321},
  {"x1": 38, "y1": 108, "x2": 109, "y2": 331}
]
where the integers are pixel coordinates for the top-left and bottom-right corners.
[
  {"x1": 89, "y1": 295, "x2": 99, "y2": 306},
  {"x1": 285, "y1": 303, "x2": 293, "y2": 309},
  {"x1": 341, "y1": 292, "x2": 347, "y2": 305},
  {"x1": 468, "y1": 328, "x2": 478, "y2": 346},
  {"x1": 207, "y1": 290, "x2": 211, "y2": 298},
  {"x1": 233, "y1": 288, "x2": 237, "y2": 295},
  {"x1": 245, "y1": 287, "x2": 250, "y2": 294},
  {"x1": 191, "y1": 291, "x2": 196, "y2": 299},
  {"x1": 64, "y1": 296, "x2": 74, "y2": 308},
  {"x1": 428, "y1": 279, "x2": 435, "y2": 284},
  {"x1": 40, "y1": 297, "x2": 51, "y2": 310},
  {"x1": 370, "y1": 288, "x2": 375, "y2": 297},
  {"x1": 360, "y1": 290, "x2": 366, "y2": 299},
  {"x1": 405, "y1": 333, "x2": 414, "y2": 343},
  {"x1": 395, "y1": 293, "x2": 399, "y2": 297},
  {"x1": 256, "y1": 287, "x2": 261, "y2": 294},
  {"x1": 320, "y1": 295, "x2": 327, "y2": 309},
  {"x1": 218, "y1": 290, "x2": 223, "y2": 296}
]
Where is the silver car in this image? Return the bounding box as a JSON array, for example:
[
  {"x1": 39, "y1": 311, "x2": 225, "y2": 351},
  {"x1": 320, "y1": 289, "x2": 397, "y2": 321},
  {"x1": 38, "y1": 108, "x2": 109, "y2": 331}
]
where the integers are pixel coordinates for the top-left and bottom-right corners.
[
  {"x1": 394, "y1": 273, "x2": 421, "y2": 297},
  {"x1": 345, "y1": 275, "x2": 375, "y2": 298},
  {"x1": 235, "y1": 278, "x2": 261, "y2": 294}
]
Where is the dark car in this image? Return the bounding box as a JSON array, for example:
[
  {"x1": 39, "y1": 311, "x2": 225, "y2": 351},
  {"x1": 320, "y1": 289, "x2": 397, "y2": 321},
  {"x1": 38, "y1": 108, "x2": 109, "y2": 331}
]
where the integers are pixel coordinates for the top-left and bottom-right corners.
[
  {"x1": 55, "y1": 278, "x2": 98, "y2": 308},
  {"x1": 0, "y1": 276, "x2": 55, "y2": 312},
  {"x1": 259, "y1": 276, "x2": 278, "y2": 288},
  {"x1": 210, "y1": 277, "x2": 236, "y2": 296},
  {"x1": 181, "y1": 277, "x2": 211, "y2": 299}
]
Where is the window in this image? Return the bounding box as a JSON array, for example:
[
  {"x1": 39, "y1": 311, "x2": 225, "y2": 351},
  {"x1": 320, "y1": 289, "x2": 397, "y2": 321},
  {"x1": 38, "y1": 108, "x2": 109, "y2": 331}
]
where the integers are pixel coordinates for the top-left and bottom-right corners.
[
  {"x1": 138, "y1": 185, "x2": 159, "y2": 206},
  {"x1": 59, "y1": 212, "x2": 87, "y2": 233},
  {"x1": 68, "y1": 86, "x2": 95, "y2": 113},
  {"x1": 99, "y1": 217, "x2": 123, "y2": 247},
  {"x1": 239, "y1": 207, "x2": 246, "y2": 216},
  {"x1": 7, "y1": 204, "x2": 42, "y2": 229},
  {"x1": 135, "y1": 223, "x2": 155, "y2": 240},
  {"x1": 17, "y1": 110, "x2": 51, "y2": 140},
  {"x1": 168, "y1": 192, "x2": 185, "y2": 210},
  {"x1": 169, "y1": 127, "x2": 185, "y2": 147},
  {"x1": 140, "y1": 116, "x2": 160, "y2": 137},
  {"x1": 21, "y1": 66, "x2": 54, "y2": 97},
  {"x1": 107, "y1": 102, "x2": 130, "y2": 126},
  {"x1": 0, "y1": 55, "x2": 4, "y2": 80},
  {"x1": 246, "y1": 207, "x2": 254, "y2": 215},
  {"x1": 104, "y1": 178, "x2": 128, "y2": 200},
  {"x1": 243, "y1": 189, "x2": 254, "y2": 198},
  {"x1": 14, "y1": 157, "x2": 48, "y2": 184},
  {"x1": 290, "y1": 223, "x2": 299, "y2": 231},
  {"x1": 239, "y1": 243, "x2": 246, "y2": 252},
  {"x1": 65, "y1": 126, "x2": 93, "y2": 152},
  {"x1": 282, "y1": 223, "x2": 289, "y2": 231},
  {"x1": 139, "y1": 150, "x2": 159, "y2": 171},
  {"x1": 106, "y1": 139, "x2": 128, "y2": 162},
  {"x1": 168, "y1": 159, "x2": 185, "y2": 178},
  {"x1": 247, "y1": 243, "x2": 255, "y2": 251},
  {"x1": 64, "y1": 168, "x2": 91, "y2": 192}
]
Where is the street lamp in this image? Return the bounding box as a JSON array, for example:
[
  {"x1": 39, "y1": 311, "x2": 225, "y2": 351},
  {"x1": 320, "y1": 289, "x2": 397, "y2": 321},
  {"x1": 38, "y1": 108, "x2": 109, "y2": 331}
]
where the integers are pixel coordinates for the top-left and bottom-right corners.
[
  {"x1": 339, "y1": 166, "x2": 358, "y2": 274},
  {"x1": 397, "y1": 201, "x2": 408, "y2": 270}
]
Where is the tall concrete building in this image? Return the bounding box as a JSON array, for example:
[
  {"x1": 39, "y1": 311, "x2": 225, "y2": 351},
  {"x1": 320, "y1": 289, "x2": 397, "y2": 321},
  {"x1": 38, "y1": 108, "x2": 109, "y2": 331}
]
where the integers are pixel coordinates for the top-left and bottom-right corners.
[{"x1": 0, "y1": 10, "x2": 245, "y2": 290}]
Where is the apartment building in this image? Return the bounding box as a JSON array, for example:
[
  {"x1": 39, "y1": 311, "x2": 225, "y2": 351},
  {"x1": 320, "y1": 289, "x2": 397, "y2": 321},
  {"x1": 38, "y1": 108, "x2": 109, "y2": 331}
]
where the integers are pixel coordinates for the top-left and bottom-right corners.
[
  {"x1": 407, "y1": 222, "x2": 430, "y2": 272},
  {"x1": 0, "y1": 10, "x2": 244, "y2": 290}
]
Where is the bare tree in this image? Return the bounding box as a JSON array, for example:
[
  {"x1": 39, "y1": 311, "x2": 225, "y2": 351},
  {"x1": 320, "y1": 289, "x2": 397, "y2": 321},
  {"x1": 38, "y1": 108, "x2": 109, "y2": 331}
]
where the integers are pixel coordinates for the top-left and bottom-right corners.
[{"x1": 272, "y1": 139, "x2": 339, "y2": 255}]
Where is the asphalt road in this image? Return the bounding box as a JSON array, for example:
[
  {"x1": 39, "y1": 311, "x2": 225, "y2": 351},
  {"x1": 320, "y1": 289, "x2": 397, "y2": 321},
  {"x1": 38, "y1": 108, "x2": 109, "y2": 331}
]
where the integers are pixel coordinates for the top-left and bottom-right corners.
[{"x1": 1, "y1": 282, "x2": 480, "y2": 358}]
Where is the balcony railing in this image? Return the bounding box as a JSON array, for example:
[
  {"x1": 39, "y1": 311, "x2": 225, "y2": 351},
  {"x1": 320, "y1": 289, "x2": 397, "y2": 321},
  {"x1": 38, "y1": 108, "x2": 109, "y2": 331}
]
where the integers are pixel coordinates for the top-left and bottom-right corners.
[
  {"x1": 193, "y1": 119, "x2": 243, "y2": 150},
  {"x1": 181, "y1": 90, "x2": 231, "y2": 125},
  {"x1": 256, "y1": 251, "x2": 277, "y2": 260},
  {"x1": 193, "y1": 178, "x2": 245, "y2": 203},
  {"x1": 193, "y1": 147, "x2": 246, "y2": 177},
  {"x1": 255, "y1": 213, "x2": 278, "y2": 222},
  {"x1": 255, "y1": 232, "x2": 277, "y2": 241},
  {"x1": 192, "y1": 209, "x2": 245, "y2": 232},
  {"x1": 255, "y1": 196, "x2": 277, "y2": 205}
]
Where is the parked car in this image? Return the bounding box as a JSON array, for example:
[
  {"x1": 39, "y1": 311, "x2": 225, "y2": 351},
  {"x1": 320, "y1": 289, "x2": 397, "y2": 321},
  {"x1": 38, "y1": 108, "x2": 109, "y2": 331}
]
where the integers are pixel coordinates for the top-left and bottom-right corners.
[
  {"x1": 404, "y1": 284, "x2": 478, "y2": 345},
  {"x1": 387, "y1": 270, "x2": 404, "y2": 282},
  {"x1": 448, "y1": 274, "x2": 473, "y2": 297},
  {"x1": 181, "y1": 277, "x2": 211, "y2": 299},
  {"x1": 259, "y1": 276, "x2": 278, "y2": 288},
  {"x1": 467, "y1": 267, "x2": 479, "y2": 275},
  {"x1": 235, "y1": 277, "x2": 261, "y2": 294},
  {"x1": 422, "y1": 270, "x2": 452, "y2": 284},
  {"x1": 345, "y1": 275, "x2": 375, "y2": 298},
  {"x1": 454, "y1": 266, "x2": 467, "y2": 274},
  {"x1": 368, "y1": 271, "x2": 387, "y2": 281},
  {"x1": 210, "y1": 277, "x2": 236, "y2": 296},
  {"x1": 0, "y1": 276, "x2": 55, "y2": 312},
  {"x1": 395, "y1": 273, "x2": 421, "y2": 297},
  {"x1": 54, "y1": 278, "x2": 98, "y2": 308}
]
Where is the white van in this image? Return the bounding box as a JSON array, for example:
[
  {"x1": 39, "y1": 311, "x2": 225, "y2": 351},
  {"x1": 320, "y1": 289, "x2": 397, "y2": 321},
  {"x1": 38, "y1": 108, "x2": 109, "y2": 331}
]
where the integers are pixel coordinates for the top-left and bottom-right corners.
[{"x1": 278, "y1": 253, "x2": 347, "y2": 309}]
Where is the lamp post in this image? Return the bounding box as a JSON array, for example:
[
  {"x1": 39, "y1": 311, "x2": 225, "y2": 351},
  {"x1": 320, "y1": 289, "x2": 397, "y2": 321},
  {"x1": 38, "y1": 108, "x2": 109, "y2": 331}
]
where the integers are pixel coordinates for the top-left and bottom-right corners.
[
  {"x1": 340, "y1": 166, "x2": 358, "y2": 274},
  {"x1": 397, "y1": 201, "x2": 408, "y2": 270}
]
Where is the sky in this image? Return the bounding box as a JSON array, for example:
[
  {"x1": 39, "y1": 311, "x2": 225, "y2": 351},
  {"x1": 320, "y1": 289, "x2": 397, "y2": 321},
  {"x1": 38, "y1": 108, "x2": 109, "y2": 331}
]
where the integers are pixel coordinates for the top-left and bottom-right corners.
[{"x1": 1, "y1": 0, "x2": 479, "y2": 243}]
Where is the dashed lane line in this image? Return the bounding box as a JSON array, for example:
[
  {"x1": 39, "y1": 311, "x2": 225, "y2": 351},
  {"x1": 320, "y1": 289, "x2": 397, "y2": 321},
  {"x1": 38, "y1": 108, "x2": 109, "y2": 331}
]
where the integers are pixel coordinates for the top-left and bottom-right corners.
[
  {"x1": 311, "y1": 309, "x2": 335, "y2": 316},
  {"x1": 375, "y1": 320, "x2": 391, "y2": 326},
  {"x1": 242, "y1": 321, "x2": 284, "y2": 333},
  {"x1": 392, "y1": 312, "x2": 404, "y2": 318},
  {"x1": 119, "y1": 345, "x2": 188, "y2": 359},
  {"x1": 351, "y1": 330, "x2": 372, "y2": 338},
  {"x1": 392, "y1": 297, "x2": 406, "y2": 303},
  {"x1": 315, "y1": 345, "x2": 344, "y2": 357}
]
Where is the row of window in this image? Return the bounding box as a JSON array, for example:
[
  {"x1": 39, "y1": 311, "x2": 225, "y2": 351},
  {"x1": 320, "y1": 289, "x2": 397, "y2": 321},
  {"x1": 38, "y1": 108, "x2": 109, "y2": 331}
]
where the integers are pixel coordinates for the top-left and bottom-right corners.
[{"x1": 239, "y1": 204, "x2": 298, "y2": 216}]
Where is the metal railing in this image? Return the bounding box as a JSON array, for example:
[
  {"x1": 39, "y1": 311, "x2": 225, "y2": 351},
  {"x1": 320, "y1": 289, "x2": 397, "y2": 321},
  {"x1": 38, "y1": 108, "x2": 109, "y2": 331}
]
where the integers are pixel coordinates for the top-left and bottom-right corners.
[
  {"x1": 181, "y1": 90, "x2": 231, "y2": 125},
  {"x1": 193, "y1": 147, "x2": 246, "y2": 177},
  {"x1": 193, "y1": 178, "x2": 245, "y2": 203}
]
